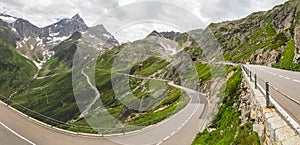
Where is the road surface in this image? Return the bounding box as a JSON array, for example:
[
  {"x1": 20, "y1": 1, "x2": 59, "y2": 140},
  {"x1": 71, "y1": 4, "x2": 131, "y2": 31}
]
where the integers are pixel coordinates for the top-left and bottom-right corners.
[
  {"x1": 0, "y1": 102, "x2": 117, "y2": 145},
  {"x1": 0, "y1": 121, "x2": 32, "y2": 145},
  {"x1": 108, "y1": 82, "x2": 208, "y2": 145},
  {"x1": 245, "y1": 65, "x2": 300, "y2": 124},
  {"x1": 0, "y1": 79, "x2": 208, "y2": 145}
]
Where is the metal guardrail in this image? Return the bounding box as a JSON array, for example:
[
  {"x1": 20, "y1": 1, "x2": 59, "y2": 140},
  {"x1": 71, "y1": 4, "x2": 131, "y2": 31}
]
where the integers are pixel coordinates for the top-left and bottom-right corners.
[
  {"x1": 242, "y1": 65, "x2": 300, "y2": 134},
  {"x1": 242, "y1": 65, "x2": 300, "y2": 107}
]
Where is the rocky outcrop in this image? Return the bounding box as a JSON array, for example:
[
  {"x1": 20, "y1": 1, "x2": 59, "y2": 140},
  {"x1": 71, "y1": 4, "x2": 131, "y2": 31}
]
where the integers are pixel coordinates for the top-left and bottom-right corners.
[
  {"x1": 196, "y1": 0, "x2": 300, "y2": 65},
  {"x1": 272, "y1": 5, "x2": 296, "y2": 32},
  {"x1": 249, "y1": 49, "x2": 281, "y2": 66},
  {"x1": 41, "y1": 14, "x2": 88, "y2": 38},
  {"x1": 12, "y1": 18, "x2": 41, "y2": 38},
  {"x1": 240, "y1": 79, "x2": 251, "y2": 124},
  {"x1": 294, "y1": 26, "x2": 300, "y2": 63}
]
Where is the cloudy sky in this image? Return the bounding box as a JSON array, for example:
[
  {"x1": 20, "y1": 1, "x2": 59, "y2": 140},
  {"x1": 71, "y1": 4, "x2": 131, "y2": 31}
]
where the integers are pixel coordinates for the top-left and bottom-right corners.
[{"x1": 0, "y1": 0, "x2": 287, "y2": 42}]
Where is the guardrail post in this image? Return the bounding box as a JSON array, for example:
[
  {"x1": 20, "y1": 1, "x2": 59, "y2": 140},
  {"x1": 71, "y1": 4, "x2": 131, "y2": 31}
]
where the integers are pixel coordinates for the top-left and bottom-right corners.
[
  {"x1": 266, "y1": 82, "x2": 270, "y2": 108},
  {"x1": 246, "y1": 68, "x2": 249, "y2": 76},
  {"x1": 254, "y1": 74, "x2": 257, "y2": 89}
]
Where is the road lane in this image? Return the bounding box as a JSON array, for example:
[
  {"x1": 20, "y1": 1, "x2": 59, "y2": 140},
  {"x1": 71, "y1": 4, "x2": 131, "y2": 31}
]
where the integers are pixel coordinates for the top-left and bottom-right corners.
[
  {"x1": 245, "y1": 65, "x2": 300, "y2": 124},
  {"x1": 0, "y1": 102, "x2": 118, "y2": 145},
  {"x1": 0, "y1": 122, "x2": 33, "y2": 145},
  {"x1": 108, "y1": 82, "x2": 208, "y2": 145}
]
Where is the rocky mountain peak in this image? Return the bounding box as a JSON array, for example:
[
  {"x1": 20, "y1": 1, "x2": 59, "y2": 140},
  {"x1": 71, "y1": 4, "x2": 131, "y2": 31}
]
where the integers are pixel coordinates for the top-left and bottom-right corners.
[
  {"x1": 12, "y1": 18, "x2": 40, "y2": 38},
  {"x1": 0, "y1": 14, "x2": 18, "y2": 24},
  {"x1": 148, "y1": 30, "x2": 181, "y2": 40},
  {"x1": 71, "y1": 14, "x2": 81, "y2": 20},
  {"x1": 89, "y1": 24, "x2": 108, "y2": 34},
  {"x1": 148, "y1": 30, "x2": 161, "y2": 37},
  {"x1": 84, "y1": 24, "x2": 119, "y2": 47},
  {"x1": 41, "y1": 14, "x2": 88, "y2": 38}
]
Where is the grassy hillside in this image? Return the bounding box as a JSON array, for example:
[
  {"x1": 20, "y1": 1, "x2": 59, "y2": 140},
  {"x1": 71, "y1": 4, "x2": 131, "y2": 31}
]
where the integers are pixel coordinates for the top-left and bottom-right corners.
[
  {"x1": 0, "y1": 38, "x2": 37, "y2": 98},
  {"x1": 198, "y1": 0, "x2": 300, "y2": 72},
  {"x1": 5, "y1": 37, "x2": 193, "y2": 134},
  {"x1": 10, "y1": 39, "x2": 79, "y2": 123},
  {"x1": 192, "y1": 67, "x2": 260, "y2": 145},
  {"x1": 69, "y1": 45, "x2": 191, "y2": 134},
  {"x1": 274, "y1": 40, "x2": 300, "y2": 71}
]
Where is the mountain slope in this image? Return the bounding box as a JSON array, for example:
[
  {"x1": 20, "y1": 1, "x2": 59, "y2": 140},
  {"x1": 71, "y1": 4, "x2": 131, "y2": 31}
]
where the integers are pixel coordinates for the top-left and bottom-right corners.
[
  {"x1": 197, "y1": 0, "x2": 300, "y2": 71},
  {"x1": 0, "y1": 37, "x2": 37, "y2": 98},
  {"x1": 8, "y1": 24, "x2": 119, "y2": 124}
]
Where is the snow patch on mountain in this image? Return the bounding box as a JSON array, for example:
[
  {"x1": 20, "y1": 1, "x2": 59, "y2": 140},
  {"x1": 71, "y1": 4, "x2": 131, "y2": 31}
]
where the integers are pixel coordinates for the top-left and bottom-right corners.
[
  {"x1": 103, "y1": 33, "x2": 112, "y2": 39},
  {"x1": 0, "y1": 15, "x2": 17, "y2": 23},
  {"x1": 160, "y1": 42, "x2": 177, "y2": 55},
  {"x1": 49, "y1": 32, "x2": 60, "y2": 37},
  {"x1": 16, "y1": 42, "x2": 23, "y2": 49},
  {"x1": 32, "y1": 60, "x2": 44, "y2": 70},
  {"x1": 11, "y1": 27, "x2": 17, "y2": 33},
  {"x1": 43, "y1": 49, "x2": 55, "y2": 60},
  {"x1": 36, "y1": 37, "x2": 43, "y2": 47},
  {"x1": 18, "y1": 51, "x2": 43, "y2": 69},
  {"x1": 45, "y1": 35, "x2": 69, "y2": 45}
]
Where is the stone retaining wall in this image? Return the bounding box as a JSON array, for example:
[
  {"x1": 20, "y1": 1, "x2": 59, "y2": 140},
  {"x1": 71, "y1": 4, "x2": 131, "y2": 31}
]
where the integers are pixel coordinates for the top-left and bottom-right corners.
[{"x1": 241, "y1": 69, "x2": 300, "y2": 145}]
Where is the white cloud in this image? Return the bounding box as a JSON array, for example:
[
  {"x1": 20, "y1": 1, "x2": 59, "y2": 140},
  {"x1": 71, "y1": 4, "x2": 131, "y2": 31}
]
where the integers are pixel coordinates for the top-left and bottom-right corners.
[{"x1": 0, "y1": 0, "x2": 288, "y2": 42}]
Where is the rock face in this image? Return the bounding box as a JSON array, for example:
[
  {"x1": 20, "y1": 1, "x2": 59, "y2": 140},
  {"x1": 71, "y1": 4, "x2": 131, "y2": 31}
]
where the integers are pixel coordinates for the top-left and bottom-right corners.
[
  {"x1": 272, "y1": 5, "x2": 296, "y2": 32},
  {"x1": 41, "y1": 14, "x2": 88, "y2": 38},
  {"x1": 205, "y1": 0, "x2": 300, "y2": 65},
  {"x1": 249, "y1": 49, "x2": 281, "y2": 66},
  {"x1": 12, "y1": 14, "x2": 88, "y2": 39},
  {"x1": 86, "y1": 25, "x2": 119, "y2": 47},
  {"x1": 294, "y1": 26, "x2": 300, "y2": 63},
  {"x1": 240, "y1": 78, "x2": 251, "y2": 124},
  {"x1": 149, "y1": 30, "x2": 181, "y2": 41},
  {"x1": 12, "y1": 18, "x2": 41, "y2": 38}
]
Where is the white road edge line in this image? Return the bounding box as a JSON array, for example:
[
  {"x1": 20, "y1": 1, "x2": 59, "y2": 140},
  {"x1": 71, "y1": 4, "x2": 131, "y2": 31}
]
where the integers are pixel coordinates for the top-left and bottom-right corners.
[{"x1": 0, "y1": 122, "x2": 36, "y2": 145}]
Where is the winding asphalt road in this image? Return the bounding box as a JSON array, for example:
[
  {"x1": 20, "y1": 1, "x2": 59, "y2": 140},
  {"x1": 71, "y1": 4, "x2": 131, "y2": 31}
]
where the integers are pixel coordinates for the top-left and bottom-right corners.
[
  {"x1": 108, "y1": 82, "x2": 208, "y2": 145},
  {"x1": 0, "y1": 77, "x2": 208, "y2": 145},
  {"x1": 245, "y1": 65, "x2": 300, "y2": 124}
]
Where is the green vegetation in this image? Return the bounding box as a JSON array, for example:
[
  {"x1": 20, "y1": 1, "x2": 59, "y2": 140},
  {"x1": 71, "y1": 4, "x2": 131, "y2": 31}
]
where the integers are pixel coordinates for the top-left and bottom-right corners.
[
  {"x1": 134, "y1": 56, "x2": 170, "y2": 76},
  {"x1": 274, "y1": 40, "x2": 300, "y2": 71},
  {"x1": 128, "y1": 89, "x2": 189, "y2": 126},
  {"x1": 61, "y1": 46, "x2": 191, "y2": 134},
  {"x1": 195, "y1": 62, "x2": 211, "y2": 85},
  {"x1": 11, "y1": 59, "x2": 79, "y2": 122},
  {"x1": 0, "y1": 38, "x2": 37, "y2": 97},
  {"x1": 8, "y1": 38, "x2": 81, "y2": 123},
  {"x1": 228, "y1": 23, "x2": 278, "y2": 62},
  {"x1": 192, "y1": 67, "x2": 260, "y2": 145},
  {"x1": 0, "y1": 25, "x2": 17, "y2": 46}
]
